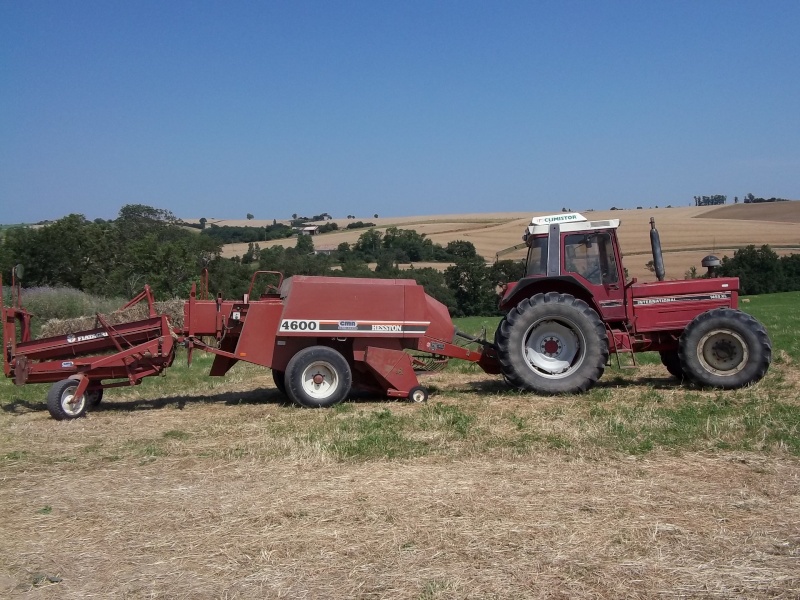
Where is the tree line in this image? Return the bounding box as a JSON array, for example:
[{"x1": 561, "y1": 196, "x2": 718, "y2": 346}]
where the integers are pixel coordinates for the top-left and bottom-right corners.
[
  {"x1": 5, "y1": 205, "x2": 793, "y2": 319},
  {"x1": 715, "y1": 245, "x2": 800, "y2": 295},
  {"x1": 0, "y1": 204, "x2": 523, "y2": 317}
]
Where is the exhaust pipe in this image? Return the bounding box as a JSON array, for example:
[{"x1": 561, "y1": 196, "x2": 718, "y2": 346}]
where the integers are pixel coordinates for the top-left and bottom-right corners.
[{"x1": 649, "y1": 217, "x2": 666, "y2": 281}]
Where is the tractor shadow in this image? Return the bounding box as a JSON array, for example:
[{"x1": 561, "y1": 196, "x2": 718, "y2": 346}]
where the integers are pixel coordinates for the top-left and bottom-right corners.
[{"x1": 464, "y1": 373, "x2": 691, "y2": 396}]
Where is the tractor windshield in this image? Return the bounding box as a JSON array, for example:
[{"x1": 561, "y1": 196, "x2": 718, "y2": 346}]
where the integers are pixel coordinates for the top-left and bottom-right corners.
[{"x1": 524, "y1": 236, "x2": 548, "y2": 276}]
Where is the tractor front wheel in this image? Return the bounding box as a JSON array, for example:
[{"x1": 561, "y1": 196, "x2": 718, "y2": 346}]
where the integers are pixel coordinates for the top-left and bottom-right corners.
[
  {"x1": 679, "y1": 308, "x2": 771, "y2": 389},
  {"x1": 285, "y1": 346, "x2": 352, "y2": 408},
  {"x1": 495, "y1": 292, "x2": 608, "y2": 394}
]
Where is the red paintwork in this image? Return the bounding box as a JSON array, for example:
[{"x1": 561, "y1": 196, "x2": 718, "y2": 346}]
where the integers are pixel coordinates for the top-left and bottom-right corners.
[
  {"x1": 628, "y1": 277, "x2": 738, "y2": 331},
  {"x1": 181, "y1": 275, "x2": 472, "y2": 396},
  {"x1": 3, "y1": 274, "x2": 488, "y2": 402},
  {"x1": 499, "y1": 227, "x2": 741, "y2": 357}
]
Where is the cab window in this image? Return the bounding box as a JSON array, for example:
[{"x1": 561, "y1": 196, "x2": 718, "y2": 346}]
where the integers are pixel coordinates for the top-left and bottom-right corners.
[
  {"x1": 563, "y1": 232, "x2": 619, "y2": 285},
  {"x1": 525, "y1": 236, "x2": 548, "y2": 276}
]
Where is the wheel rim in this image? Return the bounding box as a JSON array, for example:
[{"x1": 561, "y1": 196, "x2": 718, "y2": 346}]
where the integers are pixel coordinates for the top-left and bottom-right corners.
[
  {"x1": 61, "y1": 386, "x2": 86, "y2": 417},
  {"x1": 522, "y1": 318, "x2": 585, "y2": 379},
  {"x1": 697, "y1": 329, "x2": 749, "y2": 376},
  {"x1": 300, "y1": 360, "x2": 340, "y2": 400},
  {"x1": 411, "y1": 389, "x2": 427, "y2": 403}
]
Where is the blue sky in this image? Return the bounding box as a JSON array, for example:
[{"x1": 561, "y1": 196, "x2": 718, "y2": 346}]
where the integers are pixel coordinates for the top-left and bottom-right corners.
[{"x1": 1, "y1": 1, "x2": 798, "y2": 223}]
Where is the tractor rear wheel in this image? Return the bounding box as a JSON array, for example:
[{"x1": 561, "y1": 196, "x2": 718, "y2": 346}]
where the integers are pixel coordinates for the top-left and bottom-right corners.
[
  {"x1": 495, "y1": 292, "x2": 608, "y2": 394},
  {"x1": 659, "y1": 350, "x2": 685, "y2": 380},
  {"x1": 679, "y1": 308, "x2": 771, "y2": 389},
  {"x1": 47, "y1": 379, "x2": 89, "y2": 420},
  {"x1": 285, "y1": 346, "x2": 352, "y2": 408}
]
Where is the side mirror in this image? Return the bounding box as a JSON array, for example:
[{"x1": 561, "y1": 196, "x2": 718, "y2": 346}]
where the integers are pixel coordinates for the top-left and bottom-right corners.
[{"x1": 13, "y1": 264, "x2": 24, "y2": 281}]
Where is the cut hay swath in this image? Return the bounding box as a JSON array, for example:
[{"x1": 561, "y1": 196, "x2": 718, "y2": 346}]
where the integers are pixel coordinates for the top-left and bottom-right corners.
[{"x1": 37, "y1": 299, "x2": 186, "y2": 338}]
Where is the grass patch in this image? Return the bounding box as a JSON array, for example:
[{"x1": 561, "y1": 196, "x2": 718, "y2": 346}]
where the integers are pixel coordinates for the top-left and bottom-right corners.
[{"x1": 329, "y1": 409, "x2": 426, "y2": 460}]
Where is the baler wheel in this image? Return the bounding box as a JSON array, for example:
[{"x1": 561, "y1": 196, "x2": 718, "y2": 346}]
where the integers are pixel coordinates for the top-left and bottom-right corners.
[
  {"x1": 679, "y1": 308, "x2": 771, "y2": 389},
  {"x1": 47, "y1": 379, "x2": 89, "y2": 420},
  {"x1": 495, "y1": 292, "x2": 608, "y2": 394},
  {"x1": 271, "y1": 369, "x2": 287, "y2": 395},
  {"x1": 285, "y1": 346, "x2": 352, "y2": 408}
]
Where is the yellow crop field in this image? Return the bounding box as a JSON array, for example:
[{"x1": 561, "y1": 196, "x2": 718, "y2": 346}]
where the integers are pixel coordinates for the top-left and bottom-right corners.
[{"x1": 215, "y1": 202, "x2": 800, "y2": 281}]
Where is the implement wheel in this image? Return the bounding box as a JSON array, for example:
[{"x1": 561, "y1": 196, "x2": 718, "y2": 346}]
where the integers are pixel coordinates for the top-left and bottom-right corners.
[
  {"x1": 496, "y1": 292, "x2": 608, "y2": 394},
  {"x1": 271, "y1": 369, "x2": 287, "y2": 395},
  {"x1": 679, "y1": 308, "x2": 771, "y2": 389},
  {"x1": 285, "y1": 346, "x2": 352, "y2": 408},
  {"x1": 47, "y1": 379, "x2": 89, "y2": 420}
]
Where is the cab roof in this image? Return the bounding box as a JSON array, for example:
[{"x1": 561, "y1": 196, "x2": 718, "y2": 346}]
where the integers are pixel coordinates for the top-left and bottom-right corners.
[{"x1": 525, "y1": 212, "x2": 621, "y2": 236}]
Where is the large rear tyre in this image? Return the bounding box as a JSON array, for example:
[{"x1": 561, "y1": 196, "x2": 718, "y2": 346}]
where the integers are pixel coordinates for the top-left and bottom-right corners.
[
  {"x1": 495, "y1": 292, "x2": 608, "y2": 394},
  {"x1": 285, "y1": 346, "x2": 352, "y2": 408},
  {"x1": 47, "y1": 379, "x2": 89, "y2": 420},
  {"x1": 679, "y1": 308, "x2": 771, "y2": 389}
]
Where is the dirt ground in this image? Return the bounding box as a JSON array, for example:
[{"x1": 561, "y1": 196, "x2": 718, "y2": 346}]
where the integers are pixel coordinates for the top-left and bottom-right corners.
[{"x1": 1, "y1": 380, "x2": 798, "y2": 599}]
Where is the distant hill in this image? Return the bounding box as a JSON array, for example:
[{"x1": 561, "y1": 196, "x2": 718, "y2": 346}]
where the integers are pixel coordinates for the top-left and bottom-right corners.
[{"x1": 208, "y1": 201, "x2": 800, "y2": 281}]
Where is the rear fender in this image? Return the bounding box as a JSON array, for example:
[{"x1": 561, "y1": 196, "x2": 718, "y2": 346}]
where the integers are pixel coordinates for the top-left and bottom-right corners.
[{"x1": 499, "y1": 276, "x2": 599, "y2": 314}]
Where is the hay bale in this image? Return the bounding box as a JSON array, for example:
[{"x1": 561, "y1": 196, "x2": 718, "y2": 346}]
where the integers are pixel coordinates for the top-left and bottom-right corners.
[{"x1": 38, "y1": 299, "x2": 186, "y2": 339}]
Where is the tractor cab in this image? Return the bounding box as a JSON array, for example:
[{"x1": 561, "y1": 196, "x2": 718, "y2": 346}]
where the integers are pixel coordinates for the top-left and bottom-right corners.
[
  {"x1": 503, "y1": 213, "x2": 627, "y2": 321},
  {"x1": 522, "y1": 213, "x2": 622, "y2": 283}
]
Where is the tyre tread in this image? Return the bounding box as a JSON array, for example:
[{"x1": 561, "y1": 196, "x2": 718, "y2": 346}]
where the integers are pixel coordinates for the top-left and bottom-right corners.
[
  {"x1": 495, "y1": 292, "x2": 608, "y2": 394},
  {"x1": 678, "y1": 308, "x2": 771, "y2": 389}
]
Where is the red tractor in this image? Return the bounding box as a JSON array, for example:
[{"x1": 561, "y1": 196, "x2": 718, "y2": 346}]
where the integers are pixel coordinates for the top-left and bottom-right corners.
[{"x1": 493, "y1": 213, "x2": 771, "y2": 394}]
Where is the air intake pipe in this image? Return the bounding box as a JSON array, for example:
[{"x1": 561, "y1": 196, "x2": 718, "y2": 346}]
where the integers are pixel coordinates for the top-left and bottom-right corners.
[{"x1": 649, "y1": 217, "x2": 666, "y2": 281}]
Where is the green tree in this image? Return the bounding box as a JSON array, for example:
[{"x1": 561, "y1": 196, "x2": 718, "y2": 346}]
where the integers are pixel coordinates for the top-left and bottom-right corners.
[
  {"x1": 354, "y1": 229, "x2": 383, "y2": 261},
  {"x1": 295, "y1": 233, "x2": 315, "y2": 255},
  {"x1": 445, "y1": 240, "x2": 478, "y2": 260},
  {"x1": 444, "y1": 258, "x2": 497, "y2": 317},
  {"x1": 718, "y1": 245, "x2": 782, "y2": 295},
  {"x1": 335, "y1": 242, "x2": 352, "y2": 263}
]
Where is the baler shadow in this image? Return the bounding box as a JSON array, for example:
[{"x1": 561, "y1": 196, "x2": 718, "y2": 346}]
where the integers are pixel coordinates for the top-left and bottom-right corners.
[
  {"x1": 1, "y1": 399, "x2": 48, "y2": 414},
  {"x1": 93, "y1": 387, "x2": 293, "y2": 413}
]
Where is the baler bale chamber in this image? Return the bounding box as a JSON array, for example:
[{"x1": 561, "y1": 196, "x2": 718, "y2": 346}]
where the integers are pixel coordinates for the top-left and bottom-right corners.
[{"x1": 183, "y1": 273, "x2": 501, "y2": 408}]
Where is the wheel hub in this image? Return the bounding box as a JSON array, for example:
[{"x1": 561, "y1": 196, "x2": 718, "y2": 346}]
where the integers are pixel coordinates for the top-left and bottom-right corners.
[
  {"x1": 524, "y1": 319, "x2": 581, "y2": 377},
  {"x1": 698, "y1": 329, "x2": 748, "y2": 375},
  {"x1": 542, "y1": 337, "x2": 562, "y2": 356},
  {"x1": 710, "y1": 339, "x2": 737, "y2": 363},
  {"x1": 301, "y1": 361, "x2": 340, "y2": 399}
]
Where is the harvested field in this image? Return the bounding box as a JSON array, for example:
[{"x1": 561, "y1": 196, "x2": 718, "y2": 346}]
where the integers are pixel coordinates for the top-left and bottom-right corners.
[
  {"x1": 701, "y1": 201, "x2": 800, "y2": 223},
  {"x1": 1, "y1": 361, "x2": 799, "y2": 599},
  {"x1": 2, "y1": 288, "x2": 798, "y2": 599},
  {"x1": 219, "y1": 203, "x2": 800, "y2": 281}
]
